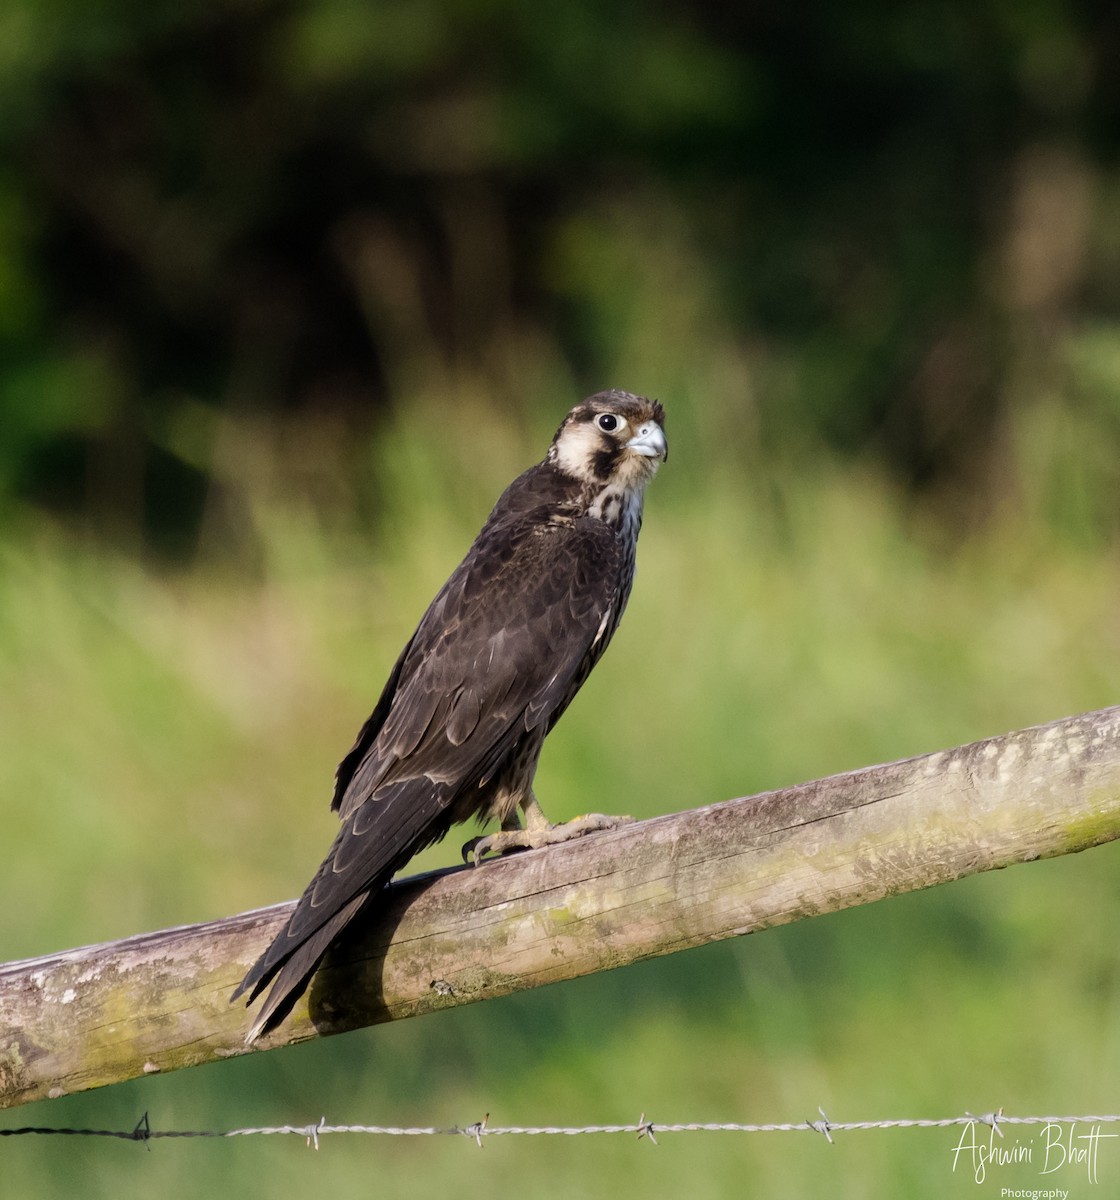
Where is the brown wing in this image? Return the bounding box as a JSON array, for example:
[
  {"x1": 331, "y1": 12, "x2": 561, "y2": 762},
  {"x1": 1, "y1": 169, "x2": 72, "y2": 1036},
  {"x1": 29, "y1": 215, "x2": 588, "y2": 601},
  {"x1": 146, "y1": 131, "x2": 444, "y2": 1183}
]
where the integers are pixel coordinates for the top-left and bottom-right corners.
[{"x1": 233, "y1": 496, "x2": 625, "y2": 1036}]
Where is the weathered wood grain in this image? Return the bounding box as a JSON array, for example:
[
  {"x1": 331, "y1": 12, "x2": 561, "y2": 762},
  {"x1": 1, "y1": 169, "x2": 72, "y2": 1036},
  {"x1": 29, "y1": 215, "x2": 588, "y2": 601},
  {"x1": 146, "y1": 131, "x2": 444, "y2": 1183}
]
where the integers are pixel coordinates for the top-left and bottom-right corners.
[{"x1": 3, "y1": 705, "x2": 1120, "y2": 1110}]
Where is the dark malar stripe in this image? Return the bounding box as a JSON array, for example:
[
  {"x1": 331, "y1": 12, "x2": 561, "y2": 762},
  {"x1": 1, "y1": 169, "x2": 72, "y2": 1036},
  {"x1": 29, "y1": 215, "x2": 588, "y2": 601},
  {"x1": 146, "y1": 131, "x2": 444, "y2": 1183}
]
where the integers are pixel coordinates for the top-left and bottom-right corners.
[{"x1": 591, "y1": 445, "x2": 620, "y2": 480}]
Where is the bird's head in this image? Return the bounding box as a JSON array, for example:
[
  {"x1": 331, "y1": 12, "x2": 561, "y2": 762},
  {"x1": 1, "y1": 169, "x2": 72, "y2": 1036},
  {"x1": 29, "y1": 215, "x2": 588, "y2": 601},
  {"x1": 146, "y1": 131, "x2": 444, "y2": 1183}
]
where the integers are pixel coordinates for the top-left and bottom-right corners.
[{"x1": 548, "y1": 390, "x2": 668, "y2": 491}]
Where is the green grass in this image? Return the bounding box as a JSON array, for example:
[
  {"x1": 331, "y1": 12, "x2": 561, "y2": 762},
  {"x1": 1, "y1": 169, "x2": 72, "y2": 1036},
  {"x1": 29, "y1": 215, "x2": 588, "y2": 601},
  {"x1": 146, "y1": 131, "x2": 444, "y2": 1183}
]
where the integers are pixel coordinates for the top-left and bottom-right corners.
[{"x1": 2, "y1": 398, "x2": 1120, "y2": 1197}]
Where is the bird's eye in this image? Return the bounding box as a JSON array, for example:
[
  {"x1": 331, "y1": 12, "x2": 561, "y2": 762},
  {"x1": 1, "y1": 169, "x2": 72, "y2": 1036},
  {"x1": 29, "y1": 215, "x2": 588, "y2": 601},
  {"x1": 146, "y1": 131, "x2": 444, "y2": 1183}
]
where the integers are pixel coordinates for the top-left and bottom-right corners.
[{"x1": 596, "y1": 413, "x2": 619, "y2": 432}]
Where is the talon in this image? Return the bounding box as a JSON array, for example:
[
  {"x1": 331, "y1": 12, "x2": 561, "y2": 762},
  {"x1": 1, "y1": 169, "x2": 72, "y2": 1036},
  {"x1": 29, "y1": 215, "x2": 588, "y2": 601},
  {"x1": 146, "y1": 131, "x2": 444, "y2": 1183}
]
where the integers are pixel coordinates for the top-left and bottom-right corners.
[
  {"x1": 462, "y1": 830, "x2": 535, "y2": 864},
  {"x1": 461, "y1": 836, "x2": 488, "y2": 865}
]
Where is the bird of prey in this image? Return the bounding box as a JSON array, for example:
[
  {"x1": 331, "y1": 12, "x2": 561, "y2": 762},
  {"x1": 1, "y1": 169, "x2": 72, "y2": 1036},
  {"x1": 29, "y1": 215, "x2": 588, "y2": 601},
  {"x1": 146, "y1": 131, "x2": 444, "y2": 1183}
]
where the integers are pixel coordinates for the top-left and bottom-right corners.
[{"x1": 232, "y1": 390, "x2": 668, "y2": 1041}]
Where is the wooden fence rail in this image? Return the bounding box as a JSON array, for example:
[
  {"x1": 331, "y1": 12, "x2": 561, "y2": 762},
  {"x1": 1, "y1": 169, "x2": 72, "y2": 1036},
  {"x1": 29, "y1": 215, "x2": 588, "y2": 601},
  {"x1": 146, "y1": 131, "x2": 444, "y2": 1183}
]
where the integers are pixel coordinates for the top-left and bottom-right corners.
[{"x1": 3, "y1": 706, "x2": 1120, "y2": 1111}]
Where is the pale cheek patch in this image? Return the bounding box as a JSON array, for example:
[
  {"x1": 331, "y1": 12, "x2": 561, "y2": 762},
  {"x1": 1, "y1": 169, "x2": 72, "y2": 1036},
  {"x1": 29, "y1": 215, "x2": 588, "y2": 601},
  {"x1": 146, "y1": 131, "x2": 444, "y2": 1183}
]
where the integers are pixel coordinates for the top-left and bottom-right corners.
[{"x1": 553, "y1": 423, "x2": 607, "y2": 483}]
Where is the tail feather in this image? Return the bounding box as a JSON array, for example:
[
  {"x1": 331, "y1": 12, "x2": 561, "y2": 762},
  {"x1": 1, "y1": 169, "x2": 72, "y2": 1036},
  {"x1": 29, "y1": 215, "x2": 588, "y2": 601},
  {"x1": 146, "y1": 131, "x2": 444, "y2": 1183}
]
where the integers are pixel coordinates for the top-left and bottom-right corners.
[
  {"x1": 232, "y1": 779, "x2": 455, "y2": 1040},
  {"x1": 238, "y1": 891, "x2": 369, "y2": 1043}
]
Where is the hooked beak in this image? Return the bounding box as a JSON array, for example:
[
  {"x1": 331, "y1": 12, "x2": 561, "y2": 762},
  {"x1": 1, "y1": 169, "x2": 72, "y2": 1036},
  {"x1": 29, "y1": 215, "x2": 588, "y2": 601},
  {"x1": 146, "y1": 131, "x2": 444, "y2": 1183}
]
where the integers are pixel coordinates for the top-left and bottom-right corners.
[{"x1": 626, "y1": 422, "x2": 668, "y2": 462}]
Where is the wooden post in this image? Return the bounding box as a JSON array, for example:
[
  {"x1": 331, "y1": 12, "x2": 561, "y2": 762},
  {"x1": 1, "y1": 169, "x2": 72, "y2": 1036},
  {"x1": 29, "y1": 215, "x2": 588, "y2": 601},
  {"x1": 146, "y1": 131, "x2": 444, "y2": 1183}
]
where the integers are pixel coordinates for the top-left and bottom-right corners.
[{"x1": 3, "y1": 705, "x2": 1120, "y2": 1111}]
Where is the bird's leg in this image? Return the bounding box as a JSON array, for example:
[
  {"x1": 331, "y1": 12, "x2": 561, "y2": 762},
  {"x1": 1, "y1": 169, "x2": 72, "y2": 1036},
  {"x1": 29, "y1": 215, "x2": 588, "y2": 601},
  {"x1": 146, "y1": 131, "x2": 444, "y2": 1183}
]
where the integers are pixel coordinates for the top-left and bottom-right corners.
[{"x1": 462, "y1": 790, "x2": 634, "y2": 865}]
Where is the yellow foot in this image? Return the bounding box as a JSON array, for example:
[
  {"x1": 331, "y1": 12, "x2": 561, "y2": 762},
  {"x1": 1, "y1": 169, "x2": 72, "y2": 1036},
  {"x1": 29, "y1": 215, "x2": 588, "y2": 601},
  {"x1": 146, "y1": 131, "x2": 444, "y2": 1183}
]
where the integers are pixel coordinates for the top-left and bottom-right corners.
[{"x1": 462, "y1": 814, "x2": 635, "y2": 865}]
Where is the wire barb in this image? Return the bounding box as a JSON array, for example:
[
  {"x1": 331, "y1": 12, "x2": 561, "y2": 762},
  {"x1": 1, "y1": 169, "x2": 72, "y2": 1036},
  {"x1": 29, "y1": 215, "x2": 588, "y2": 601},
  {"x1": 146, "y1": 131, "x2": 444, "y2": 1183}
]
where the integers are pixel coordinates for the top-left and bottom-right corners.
[
  {"x1": 132, "y1": 1111, "x2": 151, "y2": 1151},
  {"x1": 462, "y1": 1114, "x2": 488, "y2": 1148},
  {"x1": 964, "y1": 1107, "x2": 1005, "y2": 1138},
  {"x1": 302, "y1": 1117, "x2": 326, "y2": 1150},
  {"x1": 807, "y1": 1107, "x2": 833, "y2": 1144}
]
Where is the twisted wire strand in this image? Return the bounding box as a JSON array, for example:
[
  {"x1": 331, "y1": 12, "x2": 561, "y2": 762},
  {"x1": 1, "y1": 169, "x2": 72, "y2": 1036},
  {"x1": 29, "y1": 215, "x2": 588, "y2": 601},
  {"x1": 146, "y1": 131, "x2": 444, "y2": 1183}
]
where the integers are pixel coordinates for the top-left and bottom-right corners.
[{"x1": 4, "y1": 1109, "x2": 1119, "y2": 1146}]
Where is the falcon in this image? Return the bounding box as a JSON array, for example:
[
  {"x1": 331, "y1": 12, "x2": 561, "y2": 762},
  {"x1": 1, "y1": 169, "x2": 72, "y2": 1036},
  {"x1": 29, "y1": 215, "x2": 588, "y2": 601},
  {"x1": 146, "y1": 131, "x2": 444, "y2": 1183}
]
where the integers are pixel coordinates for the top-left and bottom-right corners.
[{"x1": 233, "y1": 390, "x2": 668, "y2": 1041}]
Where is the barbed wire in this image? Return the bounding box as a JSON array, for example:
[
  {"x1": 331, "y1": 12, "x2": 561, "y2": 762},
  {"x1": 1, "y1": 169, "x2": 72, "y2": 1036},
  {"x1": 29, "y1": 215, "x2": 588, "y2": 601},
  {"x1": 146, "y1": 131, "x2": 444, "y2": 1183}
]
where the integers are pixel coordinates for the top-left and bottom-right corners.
[{"x1": 4, "y1": 1109, "x2": 1120, "y2": 1149}]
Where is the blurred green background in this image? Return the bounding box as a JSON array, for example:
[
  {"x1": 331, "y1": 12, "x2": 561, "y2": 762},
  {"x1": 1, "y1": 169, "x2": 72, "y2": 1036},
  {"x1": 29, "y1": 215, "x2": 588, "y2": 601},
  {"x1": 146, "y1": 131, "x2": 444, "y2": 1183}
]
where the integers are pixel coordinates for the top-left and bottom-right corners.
[{"x1": 3, "y1": 0, "x2": 1120, "y2": 1195}]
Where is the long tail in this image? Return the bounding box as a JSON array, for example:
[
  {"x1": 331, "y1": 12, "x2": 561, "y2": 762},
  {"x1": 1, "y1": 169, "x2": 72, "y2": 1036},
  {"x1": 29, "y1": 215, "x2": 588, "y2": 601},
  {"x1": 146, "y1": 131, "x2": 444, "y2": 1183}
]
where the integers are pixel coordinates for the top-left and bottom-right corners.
[
  {"x1": 233, "y1": 778, "x2": 455, "y2": 1041},
  {"x1": 234, "y1": 890, "x2": 370, "y2": 1043}
]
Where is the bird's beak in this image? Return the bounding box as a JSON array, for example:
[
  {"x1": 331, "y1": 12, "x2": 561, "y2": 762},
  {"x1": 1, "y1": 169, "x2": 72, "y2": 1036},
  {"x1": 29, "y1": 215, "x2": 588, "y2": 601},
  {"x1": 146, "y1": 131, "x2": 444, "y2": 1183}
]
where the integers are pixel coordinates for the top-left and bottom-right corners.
[{"x1": 626, "y1": 422, "x2": 668, "y2": 462}]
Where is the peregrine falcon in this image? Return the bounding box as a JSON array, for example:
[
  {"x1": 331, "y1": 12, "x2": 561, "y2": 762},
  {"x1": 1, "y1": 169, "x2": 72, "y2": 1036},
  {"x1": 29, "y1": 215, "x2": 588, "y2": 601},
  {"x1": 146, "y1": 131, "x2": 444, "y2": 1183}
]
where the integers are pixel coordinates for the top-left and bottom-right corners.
[{"x1": 233, "y1": 390, "x2": 668, "y2": 1041}]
